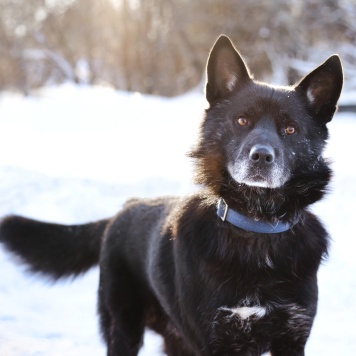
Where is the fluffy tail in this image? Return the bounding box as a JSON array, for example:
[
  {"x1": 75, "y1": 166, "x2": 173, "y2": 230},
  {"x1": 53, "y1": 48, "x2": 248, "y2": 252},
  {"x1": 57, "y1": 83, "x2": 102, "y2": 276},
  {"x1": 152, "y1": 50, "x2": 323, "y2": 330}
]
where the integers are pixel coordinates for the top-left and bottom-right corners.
[{"x1": 0, "y1": 215, "x2": 110, "y2": 280}]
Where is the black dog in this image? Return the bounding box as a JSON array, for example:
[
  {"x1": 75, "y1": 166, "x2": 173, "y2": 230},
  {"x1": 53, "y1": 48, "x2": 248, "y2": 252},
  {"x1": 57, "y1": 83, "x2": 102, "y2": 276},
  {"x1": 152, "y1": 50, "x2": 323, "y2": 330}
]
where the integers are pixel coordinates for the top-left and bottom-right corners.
[{"x1": 0, "y1": 35, "x2": 343, "y2": 355}]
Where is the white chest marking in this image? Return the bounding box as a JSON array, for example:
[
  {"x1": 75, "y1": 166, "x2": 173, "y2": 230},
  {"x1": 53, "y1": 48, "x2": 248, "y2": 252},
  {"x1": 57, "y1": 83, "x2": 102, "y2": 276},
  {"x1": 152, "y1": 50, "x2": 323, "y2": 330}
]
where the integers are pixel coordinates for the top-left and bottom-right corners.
[{"x1": 221, "y1": 305, "x2": 267, "y2": 320}]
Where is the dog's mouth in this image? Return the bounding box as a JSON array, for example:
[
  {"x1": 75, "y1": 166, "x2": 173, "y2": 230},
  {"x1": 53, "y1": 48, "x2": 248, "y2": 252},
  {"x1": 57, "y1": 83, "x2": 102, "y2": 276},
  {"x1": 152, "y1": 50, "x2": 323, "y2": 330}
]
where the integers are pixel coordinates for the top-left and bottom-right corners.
[
  {"x1": 242, "y1": 172, "x2": 273, "y2": 188},
  {"x1": 228, "y1": 160, "x2": 289, "y2": 189}
]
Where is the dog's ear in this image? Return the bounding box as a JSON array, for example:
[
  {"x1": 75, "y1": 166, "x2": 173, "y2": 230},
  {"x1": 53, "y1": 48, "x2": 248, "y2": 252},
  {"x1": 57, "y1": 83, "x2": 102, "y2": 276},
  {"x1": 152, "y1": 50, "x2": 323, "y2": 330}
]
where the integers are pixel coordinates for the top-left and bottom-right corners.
[
  {"x1": 296, "y1": 55, "x2": 343, "y2": 123},
  {"x1": 206, "y1": 35, "x2": 251, "y2": 103}
]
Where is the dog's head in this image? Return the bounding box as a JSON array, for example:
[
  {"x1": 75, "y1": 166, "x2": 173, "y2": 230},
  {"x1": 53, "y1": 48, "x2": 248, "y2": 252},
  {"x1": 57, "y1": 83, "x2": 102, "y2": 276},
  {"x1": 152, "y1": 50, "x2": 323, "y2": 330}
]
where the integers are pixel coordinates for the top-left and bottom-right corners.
[{"x1": 191, "y1": 35, "x2": 343, "y2": 209}]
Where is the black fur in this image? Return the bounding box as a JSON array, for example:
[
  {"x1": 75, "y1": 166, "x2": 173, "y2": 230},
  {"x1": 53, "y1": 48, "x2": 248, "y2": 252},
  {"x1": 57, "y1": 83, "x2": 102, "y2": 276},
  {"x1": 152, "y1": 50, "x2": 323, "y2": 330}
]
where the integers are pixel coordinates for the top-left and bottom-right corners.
[
  {"x1": 0, "y1": 35, "x2": 343, "y2": 355},
  {"x1": 0, "y1": 215, "x2": 109, "y2": 279}
]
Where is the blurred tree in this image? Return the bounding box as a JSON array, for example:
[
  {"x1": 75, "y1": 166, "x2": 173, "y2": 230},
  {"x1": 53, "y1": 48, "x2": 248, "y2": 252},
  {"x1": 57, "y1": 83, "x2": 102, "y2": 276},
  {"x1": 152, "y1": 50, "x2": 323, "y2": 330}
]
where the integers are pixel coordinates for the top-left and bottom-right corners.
[
  {"x1": 0, "y1": 0, "x2": 355, "y2": 95},
  {"x1": 0, "y1": 0, "x2": 46, "y2": 93}
]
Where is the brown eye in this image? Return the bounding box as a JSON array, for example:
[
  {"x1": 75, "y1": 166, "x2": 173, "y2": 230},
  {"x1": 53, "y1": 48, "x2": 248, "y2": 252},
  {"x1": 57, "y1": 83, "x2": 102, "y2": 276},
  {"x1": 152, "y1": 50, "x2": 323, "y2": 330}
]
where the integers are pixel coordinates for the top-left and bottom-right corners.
[
  {"x1": 285, "y1": 126, "x2": 296, "y2": 135},
  {"x1": 237, "y1": 117, "x2": 249, "y2": 126}
]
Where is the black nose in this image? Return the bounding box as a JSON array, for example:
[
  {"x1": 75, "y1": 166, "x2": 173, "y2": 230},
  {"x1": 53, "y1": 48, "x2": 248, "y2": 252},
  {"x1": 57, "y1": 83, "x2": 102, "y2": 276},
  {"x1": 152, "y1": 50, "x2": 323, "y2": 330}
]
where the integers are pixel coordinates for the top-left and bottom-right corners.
[{"x1": 249, "y1": 144, "x2": 275, "y2": 164}]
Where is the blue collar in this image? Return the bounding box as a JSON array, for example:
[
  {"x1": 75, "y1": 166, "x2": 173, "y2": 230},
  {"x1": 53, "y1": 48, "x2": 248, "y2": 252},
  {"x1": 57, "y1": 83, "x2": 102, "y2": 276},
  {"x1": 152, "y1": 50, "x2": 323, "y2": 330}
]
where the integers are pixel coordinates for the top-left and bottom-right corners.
[{"x1": 217, "y1": 198, "x2": 291, "y2": 234}]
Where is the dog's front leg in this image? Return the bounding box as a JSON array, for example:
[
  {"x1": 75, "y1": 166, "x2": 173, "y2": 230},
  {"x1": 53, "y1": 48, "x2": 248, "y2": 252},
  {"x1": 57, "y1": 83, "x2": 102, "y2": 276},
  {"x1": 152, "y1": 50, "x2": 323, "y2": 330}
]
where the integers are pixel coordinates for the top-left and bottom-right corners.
[
  {"x1": 270, "y1": 347, "x2": 305, "y2": 356},
  {"x1": 269, "y1": 302, "x2": 315, "y2": 356},
  {"x1": 270, "y1": 338, "x2": 306, "y2": 356}
]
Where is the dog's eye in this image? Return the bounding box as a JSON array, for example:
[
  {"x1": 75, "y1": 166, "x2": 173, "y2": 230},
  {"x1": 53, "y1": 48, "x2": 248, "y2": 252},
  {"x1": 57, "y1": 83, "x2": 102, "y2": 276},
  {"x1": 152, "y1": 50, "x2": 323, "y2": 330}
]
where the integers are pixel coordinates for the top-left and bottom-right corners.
[
  {"x1": 237, "y1": 117, "x2": 249, "y2": 126},
  {"x1": 285, "y1": 126, "x2": 296, "y2": 135}
]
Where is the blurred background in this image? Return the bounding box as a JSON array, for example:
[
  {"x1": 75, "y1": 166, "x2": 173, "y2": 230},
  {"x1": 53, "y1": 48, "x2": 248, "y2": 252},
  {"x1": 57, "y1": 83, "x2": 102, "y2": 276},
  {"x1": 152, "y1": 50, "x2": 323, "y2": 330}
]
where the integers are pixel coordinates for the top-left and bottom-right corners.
[{"x1": 1, "y1": 0, "x2": 356, "y2": 96}]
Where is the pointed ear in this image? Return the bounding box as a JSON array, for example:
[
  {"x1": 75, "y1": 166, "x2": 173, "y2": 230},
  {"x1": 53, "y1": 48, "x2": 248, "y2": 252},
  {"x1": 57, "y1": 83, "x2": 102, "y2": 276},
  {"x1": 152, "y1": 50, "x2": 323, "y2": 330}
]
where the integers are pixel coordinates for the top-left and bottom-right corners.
[
  {"x1": 205, "y1": 35, "x2": 251, "y2": 103},
  {"x1": 296, "y1": 55, "x2": 343, "y2": 123}
]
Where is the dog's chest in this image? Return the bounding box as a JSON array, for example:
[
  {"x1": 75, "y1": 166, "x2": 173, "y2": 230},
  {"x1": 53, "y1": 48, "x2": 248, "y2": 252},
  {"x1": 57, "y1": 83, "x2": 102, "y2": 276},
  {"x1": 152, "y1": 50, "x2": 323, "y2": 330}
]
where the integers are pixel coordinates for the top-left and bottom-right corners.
[
  {"x1": 209, "y1": 301, "x2": 314, "y2": 354},
  {"x1": 210, "y1": 302, "x2": 269, "y2": 353}
]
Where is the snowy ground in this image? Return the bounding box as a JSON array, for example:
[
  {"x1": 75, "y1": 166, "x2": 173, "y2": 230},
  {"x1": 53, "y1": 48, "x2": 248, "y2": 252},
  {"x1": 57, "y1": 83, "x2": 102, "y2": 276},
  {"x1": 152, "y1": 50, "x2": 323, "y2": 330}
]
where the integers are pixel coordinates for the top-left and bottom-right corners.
[{"x1": 0, "y1": 84, "x2": 355, "y2": 355}]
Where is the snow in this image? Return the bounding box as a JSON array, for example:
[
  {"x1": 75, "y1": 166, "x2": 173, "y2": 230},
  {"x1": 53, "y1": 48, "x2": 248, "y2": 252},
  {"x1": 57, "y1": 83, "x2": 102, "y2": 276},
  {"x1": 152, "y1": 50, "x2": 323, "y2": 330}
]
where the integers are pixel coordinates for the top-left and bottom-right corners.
[{"x1": 0, "y1": 83, "x2": 356, "y2": 355}]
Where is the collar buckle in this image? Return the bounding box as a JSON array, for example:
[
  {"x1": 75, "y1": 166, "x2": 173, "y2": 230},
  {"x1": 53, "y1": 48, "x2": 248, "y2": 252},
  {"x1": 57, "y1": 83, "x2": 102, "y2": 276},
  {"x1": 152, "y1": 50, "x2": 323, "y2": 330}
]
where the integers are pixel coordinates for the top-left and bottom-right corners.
[{"x1": 217, "y1": 198, "x2": 228, "y2": 221}]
